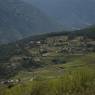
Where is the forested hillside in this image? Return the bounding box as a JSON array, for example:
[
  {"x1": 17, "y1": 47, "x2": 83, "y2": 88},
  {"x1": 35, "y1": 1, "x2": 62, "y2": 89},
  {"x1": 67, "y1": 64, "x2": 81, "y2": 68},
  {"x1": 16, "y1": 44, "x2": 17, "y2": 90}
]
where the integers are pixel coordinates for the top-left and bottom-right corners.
[{"x1": 0, "y1": 0, "x2": 62, "y2": 44}]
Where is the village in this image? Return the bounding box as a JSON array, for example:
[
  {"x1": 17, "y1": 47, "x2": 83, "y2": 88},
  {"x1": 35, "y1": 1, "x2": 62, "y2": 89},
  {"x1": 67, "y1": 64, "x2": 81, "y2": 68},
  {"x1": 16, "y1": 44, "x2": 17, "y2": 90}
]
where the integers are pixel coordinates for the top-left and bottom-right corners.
[
  {"x1": 25, "y1": 35, "x2": 95, "y2": 57},
  {"x1": 0, "y1": 35, "x2": 95, "y2": 87},
  {"x1": 11, "y1": 35, "x2": 95, "y2": 65}
]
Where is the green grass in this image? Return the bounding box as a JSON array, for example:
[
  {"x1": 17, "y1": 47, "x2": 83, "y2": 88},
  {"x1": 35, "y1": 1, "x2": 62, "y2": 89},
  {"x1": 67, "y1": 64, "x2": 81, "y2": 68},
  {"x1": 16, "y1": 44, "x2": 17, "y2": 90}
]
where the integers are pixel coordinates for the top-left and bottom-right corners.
[
  {"x1": 0, "y1": 53, "x2": 95, "y2": 95},
  {"x1": 0, "y1": 67, "x2": 95, "y2": 95}
]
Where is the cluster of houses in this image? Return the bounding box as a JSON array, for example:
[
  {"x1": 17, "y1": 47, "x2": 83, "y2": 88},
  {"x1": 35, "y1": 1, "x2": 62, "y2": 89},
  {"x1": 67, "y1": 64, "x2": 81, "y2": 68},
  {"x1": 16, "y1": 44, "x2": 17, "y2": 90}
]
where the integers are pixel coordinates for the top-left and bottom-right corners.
[
  {"x1": 0, "y1": 79, "x2": 21, "y2": 87},
  {"x1": 5, "y1": 35, "x2": 95, "y2": 67},
  {"x1": 7, "y1": 35, "x2": 95, "y2": 65},
  {"x1": 25, "y1": 36, "x2": 95, "y2": 56}
]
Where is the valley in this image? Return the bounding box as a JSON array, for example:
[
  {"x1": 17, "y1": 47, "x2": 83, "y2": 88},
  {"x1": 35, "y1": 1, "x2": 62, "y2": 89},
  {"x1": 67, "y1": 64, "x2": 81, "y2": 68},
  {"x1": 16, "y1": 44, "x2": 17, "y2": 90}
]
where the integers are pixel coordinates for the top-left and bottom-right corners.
[
  {"x1": 0, "y1": 28, "x2": 95, "y2": 95},
  {"x1": 0, "y1": 0, "x2": 95, "y2": 95}
]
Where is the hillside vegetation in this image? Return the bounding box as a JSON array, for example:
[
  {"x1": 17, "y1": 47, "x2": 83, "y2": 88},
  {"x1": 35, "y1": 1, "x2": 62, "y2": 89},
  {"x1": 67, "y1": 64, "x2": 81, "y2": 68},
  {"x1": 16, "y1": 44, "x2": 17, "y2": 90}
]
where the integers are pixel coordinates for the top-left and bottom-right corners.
[
  {"x1": 0, "y1": 53, "x2": 95, "y2": 95},
  {"x1": 0, "y1": 27, "x2": 95, "y2": 95},
  {"x1": 0, "y1": 27, "x2": 95, "y2": 78}
]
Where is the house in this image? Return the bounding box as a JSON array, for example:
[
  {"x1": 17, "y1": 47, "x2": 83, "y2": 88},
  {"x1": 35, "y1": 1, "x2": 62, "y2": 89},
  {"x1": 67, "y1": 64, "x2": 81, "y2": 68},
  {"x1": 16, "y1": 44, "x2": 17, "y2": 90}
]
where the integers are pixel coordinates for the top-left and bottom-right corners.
[
  {"x1": 42, "y1": 53, "x2": 49, "y2": 57},
  {"x1": 0, "y1": 79, "x2": 20, "y2": 85},
  {"x1": 34, "y1": 58, "x2": 40, "y2": 62}
]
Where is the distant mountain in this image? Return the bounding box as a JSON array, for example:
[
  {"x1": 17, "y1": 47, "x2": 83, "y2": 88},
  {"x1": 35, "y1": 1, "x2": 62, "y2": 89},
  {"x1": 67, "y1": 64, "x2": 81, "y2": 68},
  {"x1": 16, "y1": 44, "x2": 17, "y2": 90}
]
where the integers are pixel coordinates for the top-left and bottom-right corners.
[
  {"x1": 0, "y1": 0, "x2": 62, "y2": 44},
  {"x1": 23, "y1": 0, "x2": 95, "y2": 29}
]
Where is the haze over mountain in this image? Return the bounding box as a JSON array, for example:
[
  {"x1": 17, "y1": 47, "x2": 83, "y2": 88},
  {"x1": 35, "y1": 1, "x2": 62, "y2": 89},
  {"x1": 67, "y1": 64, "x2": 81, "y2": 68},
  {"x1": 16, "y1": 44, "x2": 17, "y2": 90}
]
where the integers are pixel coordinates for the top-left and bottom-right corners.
[
  {"x1": 0, "y1": 0, "x2": 62, "y2": 44},
  {"x1": 23, "y1": 0, "x2": 95, "y2": 29}
]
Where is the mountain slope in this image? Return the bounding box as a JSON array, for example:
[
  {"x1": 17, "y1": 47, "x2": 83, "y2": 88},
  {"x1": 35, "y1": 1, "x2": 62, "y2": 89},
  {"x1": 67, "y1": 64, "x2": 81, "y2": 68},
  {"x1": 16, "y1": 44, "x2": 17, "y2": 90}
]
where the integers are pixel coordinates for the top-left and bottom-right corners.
[
  {"x1": 23, "y1": 0, "x2": 95, "y2": 29},
  {"x1": 0, "y1": 26, "x2": 95, "y2": 79},
  {"x1": 0, "y1": 0, "x2": 62, "y2": 44}
]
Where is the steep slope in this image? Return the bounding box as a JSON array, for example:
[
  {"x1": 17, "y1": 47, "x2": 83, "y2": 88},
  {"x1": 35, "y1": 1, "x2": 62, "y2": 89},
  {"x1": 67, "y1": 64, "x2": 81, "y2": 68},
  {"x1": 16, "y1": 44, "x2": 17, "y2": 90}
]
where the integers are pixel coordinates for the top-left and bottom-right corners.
[
  {"x1": 0, "y1": 0, "x2": 62, "y2": 44},
  {"x1": 23, "y1": 0, "x2": 95, "y2": 29}
]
